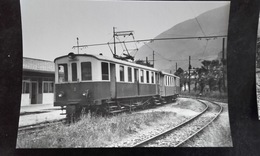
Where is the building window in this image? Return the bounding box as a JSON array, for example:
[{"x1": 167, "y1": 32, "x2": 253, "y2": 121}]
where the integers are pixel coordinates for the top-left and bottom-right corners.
[
  {"x1": 128, "y1": 67, "x2": 132, "y2": 82},
  {"x1": 43, "y1": 81, "x2": 54, "y2": 93},
  {"x1": 71, "y1": 63, "x2": 78, "y2": 81},
  {"x1": 101, "y1": 62, "x2": 109, "y2": 80},
  {"x1": 81, "y1": 62, "x2": 92, "y2": 80},
  {"x1": 58, "y1": 64, "x2": 68, "y2": 82},
  {"x1": 22, "y1": 81, "x2": 30, "y2": 93},
  {"x1": 151, "y1": 72, "x2": 154, "y2": 84},
  {"x1": 146, "y1": 71, "x2": 149, "y2": 83},
  {"x1": 120, "y1": 65, "x2": 124, "y2": 82},
  {"x1": 140, "y1": 70, "x2": 144, "y2": 83}
]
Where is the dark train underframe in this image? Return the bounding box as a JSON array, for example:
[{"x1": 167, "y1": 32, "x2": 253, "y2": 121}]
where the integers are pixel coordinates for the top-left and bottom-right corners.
[{"x1": 63, "y1": 94, "x2": 178, "y2": 122}]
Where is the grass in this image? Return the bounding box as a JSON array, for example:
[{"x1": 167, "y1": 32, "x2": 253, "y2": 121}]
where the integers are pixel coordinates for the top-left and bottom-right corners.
[
  {"x1": 174, "y1": 98, "x2": 206, "y2": 112},
  {"x1": 180, "y1": 91, "x2": 228, "y2": 103},
  {"x1": 182, "y1": 104, "x2": 232, "y2": 147},
  {"x1": 17, "y1": 111, "x2": 177, "y2": 148}
]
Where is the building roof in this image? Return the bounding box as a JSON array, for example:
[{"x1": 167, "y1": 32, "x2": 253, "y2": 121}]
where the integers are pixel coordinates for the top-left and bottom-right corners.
[{"x1": 23, "y1": 57, "x2": 55, "y2": 73}]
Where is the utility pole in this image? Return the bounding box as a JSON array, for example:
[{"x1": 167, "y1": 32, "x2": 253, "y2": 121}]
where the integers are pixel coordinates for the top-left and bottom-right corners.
[
  {"x1": 188, "y1": 56, "x2": 191, "y2": 93},
  {"x1": 222, "y1": 38, "x2": 226, "y2": 92},
  {"x1": 176, "y1": 62, "x2": 178, "y2": 72},
  {"x1": 153, "y1": 51, "x2": 155, "y2": 68},
  {"x1": 77, "y1": 37, "x2": 79, "y2": 54},
  {"x1": 113, "y1": 27, "x2": 116, "y2": 56}
]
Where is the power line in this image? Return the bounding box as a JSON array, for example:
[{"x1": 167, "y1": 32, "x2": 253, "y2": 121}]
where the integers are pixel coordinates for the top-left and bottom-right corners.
[{"x1": 72, "y1": 35, "x2": 227, "y2": 49}]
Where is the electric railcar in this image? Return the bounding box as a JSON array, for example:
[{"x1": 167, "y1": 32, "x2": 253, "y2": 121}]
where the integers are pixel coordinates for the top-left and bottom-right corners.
[{"x1": 54, "y1": 53, "x2": 180, "y2": 119}]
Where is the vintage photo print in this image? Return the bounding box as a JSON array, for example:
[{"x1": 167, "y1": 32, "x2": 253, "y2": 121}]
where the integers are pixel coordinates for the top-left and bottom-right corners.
[{"x1": 17, "y1": 0, "x2": 232, "y2": 148}]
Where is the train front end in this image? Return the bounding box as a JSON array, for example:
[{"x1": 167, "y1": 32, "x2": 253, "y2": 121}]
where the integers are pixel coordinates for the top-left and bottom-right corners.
[{"x1": 54, "y1": 53, "x2": 109, "y2": 119}]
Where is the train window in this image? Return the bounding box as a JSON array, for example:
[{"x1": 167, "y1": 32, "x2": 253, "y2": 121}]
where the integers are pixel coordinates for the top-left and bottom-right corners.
[
  {"x1": 120, "y1": 65, "x2": 124, "y2": 82},
  {"x1": 146, "y1": 71, "x2": 149, "y2": 83},
  {"x1": 58, "y1": 64, "x2": 68, "y2": 82},
  {"x1": 140, "y1": 70, "x2": 144, "y2": 82},
  {"x1": 174, "y1": 77, "x2": 176, "y2": 86},
  {"x1": 151, "y1": 72, "x2": 154, "y2": 83},
  {"x1": 81, "y1": 62, "x2": 92, "y2": 80},
  {"x1": 134, "y1": 68, "x2": 139, "y2": 82},
  {"x1": 128, "y1": 67, "x2": 132, "y2": 82},
  {"x1": 101, "y1": 62, "x2": 109, "y2": 80},
  {"x1": 71, "y1": 63, "x2": 78, "y2": 81}
]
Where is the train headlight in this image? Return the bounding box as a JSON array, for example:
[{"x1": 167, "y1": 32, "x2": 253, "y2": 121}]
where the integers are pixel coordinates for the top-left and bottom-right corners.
[
  {"x1": 58, "y1": 91, "x2": 65, "y2": 98},
  {"x1": 82, "y1": 90, "x2": 89, "y2": 98},
  {"x1": 68, "y1": 52, "x2": 76, "y2": 59}
]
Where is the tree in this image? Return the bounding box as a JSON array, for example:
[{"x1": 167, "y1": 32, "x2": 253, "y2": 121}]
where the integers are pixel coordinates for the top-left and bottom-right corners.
[{"x1": 174, "y1": 68, "x2": 186, "y2": 90}]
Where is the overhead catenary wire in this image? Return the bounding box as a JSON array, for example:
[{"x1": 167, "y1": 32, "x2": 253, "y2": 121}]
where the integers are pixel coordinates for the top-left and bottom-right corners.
[{"x1": 72, "y1": 35, "x2": 227, "y2": 49}]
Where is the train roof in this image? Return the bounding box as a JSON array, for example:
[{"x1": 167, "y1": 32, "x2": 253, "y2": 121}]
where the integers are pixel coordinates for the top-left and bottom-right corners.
[
  {"x1": 54, "y1": 53, "x2": 179, "y2": 78},
  {"x1": 160, "y1": 71, "x2": 179, "y2": 78},
  {"x1": 54, "y1": 53, "x2": 158, "y2": 71}
]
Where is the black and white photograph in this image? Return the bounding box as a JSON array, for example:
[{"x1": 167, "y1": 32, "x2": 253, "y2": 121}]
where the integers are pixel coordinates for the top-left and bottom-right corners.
[{"x1": 17, "y1": 0, "x2": 233, "y2": 148}]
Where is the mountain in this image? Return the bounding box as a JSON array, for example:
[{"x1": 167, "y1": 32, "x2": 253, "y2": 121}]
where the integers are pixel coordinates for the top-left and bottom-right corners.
[{"x1": 134, "y1": 5, "x2": 230, "y2": 73}]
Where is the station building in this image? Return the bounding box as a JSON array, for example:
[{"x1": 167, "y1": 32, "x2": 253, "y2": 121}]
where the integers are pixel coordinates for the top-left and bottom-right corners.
[{"x1": 21, "y1": 57, "x2": 55, "y2": 106}]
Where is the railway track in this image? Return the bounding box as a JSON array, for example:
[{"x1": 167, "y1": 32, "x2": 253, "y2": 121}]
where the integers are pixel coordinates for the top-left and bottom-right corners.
[
  {"x1": 18, "y1": 119, "x2": 66, "y2": 135},
  {"x1": 131, "y1": 99, "x2": 222, "y2": 147}
]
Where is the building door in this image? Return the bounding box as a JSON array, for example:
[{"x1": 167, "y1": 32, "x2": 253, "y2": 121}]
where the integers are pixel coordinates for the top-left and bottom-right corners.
[
  {"x1": 110, "y1": 63, "x2": 116, "y2": 99},
  {"x1": 31, "y1": 82, "x2": 37, "y2": 104}
]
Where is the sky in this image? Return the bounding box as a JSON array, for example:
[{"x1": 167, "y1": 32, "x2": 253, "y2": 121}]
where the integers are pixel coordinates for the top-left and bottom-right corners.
[{"x1": 20, "y1": 0, "x2": 229, "y2": 61}]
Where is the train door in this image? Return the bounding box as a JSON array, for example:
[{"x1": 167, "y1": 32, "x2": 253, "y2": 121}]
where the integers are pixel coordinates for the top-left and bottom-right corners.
[
  {"x1": 31, "y1": 82, "x2": 38, "y2": 104},
  {"x1": 134, "y1": 68, "x2": 140, "y2": 96},
  {"x1": 159, "y1": 74, "x2": 165, "y2": 96},
  {"x1": 110, "y1": 63, "x2": 116, "y2": 99},
  {"x1": 155, "y1": 72, "x2": 159, "y2": 95}
]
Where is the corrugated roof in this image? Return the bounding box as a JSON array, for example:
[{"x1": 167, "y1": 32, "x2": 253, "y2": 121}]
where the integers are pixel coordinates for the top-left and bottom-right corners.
[{"x1": 23, "y1": 57, "x2": 55, "y2": 73}]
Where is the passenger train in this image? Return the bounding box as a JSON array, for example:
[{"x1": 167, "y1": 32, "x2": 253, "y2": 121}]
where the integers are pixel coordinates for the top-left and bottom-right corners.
[{"x1": 54, "y1": 52, "x2": 180, "y2": 120}]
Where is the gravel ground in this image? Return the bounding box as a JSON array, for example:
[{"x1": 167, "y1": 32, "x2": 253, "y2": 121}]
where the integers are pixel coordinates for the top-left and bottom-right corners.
[
  {"x1": 108, "y1": 98, "x2": 206, "y2": 147},
  {"x1": 180, "y1": 101, "x2": 233, "y2": 147}
]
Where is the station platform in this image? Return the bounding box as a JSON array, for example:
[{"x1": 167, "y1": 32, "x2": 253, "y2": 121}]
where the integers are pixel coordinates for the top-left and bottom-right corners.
[
  {"x1": 20, "y1": 103, "x2": 60, "y2": 114},
  {"x1": 19, "y1": 103, "x2": 65, "y2": 127}
]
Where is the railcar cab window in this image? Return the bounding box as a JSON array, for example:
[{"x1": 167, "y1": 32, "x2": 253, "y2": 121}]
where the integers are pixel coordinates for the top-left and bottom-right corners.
[
  {"x1": 146, "y1": 71, "x2": 149, "y2": 83},
  {"x1": 128, "y1": 67, "x2": 132, "y2": 82},
  {"x1": 134, "y1": 68, "x2": 139, "y2": 82},
  {"x1": 101, "y1": 62, "x2": 109, "y2": 80},
  {"x1": 71, "y1": 63, "x2": 78, "y2": 81},
  {"x1": 81, "y1": 62, "x2": 92, "y2": 80},
  {"x1": 140, "y1": 70, "x2": 144, "y2": 83},
  {"x1": 151, "y1": 72, "x2": 154, "y2": 84},
  {"x1": 120, "y1": 65, "x2": 124, "y2": 82},
  {"x1": 58, "y1": 64, "x2": 68, "y2": 82}
]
